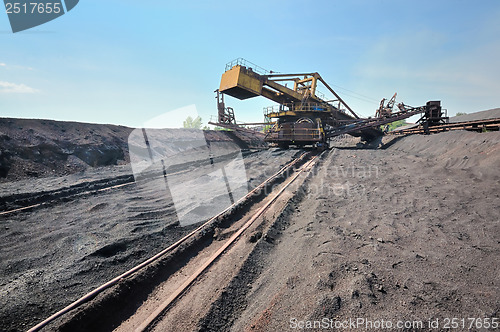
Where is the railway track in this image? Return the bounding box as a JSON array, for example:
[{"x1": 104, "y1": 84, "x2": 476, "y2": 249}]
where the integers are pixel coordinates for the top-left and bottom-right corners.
[
  {"x1": 27, "y1": 150, "x2": 320, "y2": 331},
  {"x1": 0, "y1": 150, "x2": 255, "y2": 217},
  {"x1": 0, "y1": 176, "x2": 135, "y2": 216},
  {"x1": 134, "y1": 152, "x2": 321, "y2": 332}
]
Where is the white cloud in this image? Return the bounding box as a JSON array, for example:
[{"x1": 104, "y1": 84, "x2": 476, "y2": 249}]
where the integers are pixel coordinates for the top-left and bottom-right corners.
[
  {"x1": 0, "y1": 62, "x2": 34, "y2": 70},
  {"x1": 0, "y1": 81, "x2": 39, "y2": 94}
]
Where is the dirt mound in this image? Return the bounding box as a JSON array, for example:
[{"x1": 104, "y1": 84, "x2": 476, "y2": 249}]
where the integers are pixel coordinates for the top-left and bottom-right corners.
[
  {"x1": 0, "y1": 118, "x2": 133, "y2": 182},
  {"x1": 0, "y1": 118, "x2": 266, "y2": 182},
  {"x1": 390, "y1": 130, "x2": 500, "y2": 180},
  {"x1": 223, "y1": 131, "x2": 500, "y2": 331},
  {"x1": 449, "y1": 107, "x2": 500, "y2": 123}
]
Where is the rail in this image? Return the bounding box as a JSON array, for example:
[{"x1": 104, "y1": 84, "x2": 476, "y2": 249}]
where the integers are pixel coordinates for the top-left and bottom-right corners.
[
  {"x1": 314, "y1": 88, "x2": 326, "y2": 101},
  {"x1": 27, "y1": 152, "x2": 311, "y2": 332},
  {"x1": 135, "y1": 152, "x2": 321, "y2": 331},
  {"x1": 263, "y1": 103, "x2": 343, "y2": 118},
  {"x1": 225, "y1": 57, "x2": 271, "y2": 75},
  {"x1": 389, "y1": 117, "x2": 500, "y2": 135},
  {"x1": 263, "y1": 105, "x2": 288, "y2": 117},
  {"x1": 0, "y1": 176, "x2": 135, "y2": 216}
]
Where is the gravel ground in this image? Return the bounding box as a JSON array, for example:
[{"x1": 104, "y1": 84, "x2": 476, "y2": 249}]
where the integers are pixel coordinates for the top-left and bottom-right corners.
[
  {"x1": 449, "y1": 108, "x2": 500, "y2": 123},
  {"x1": 2, "y1": 121, "x2": 499, "y2": 332},
  {"x1": 202, "y1": 130, "x2": 500, "y2": 332},
  {"x1": 0, "y1": 126, "x2": 295, "y2": 332}
]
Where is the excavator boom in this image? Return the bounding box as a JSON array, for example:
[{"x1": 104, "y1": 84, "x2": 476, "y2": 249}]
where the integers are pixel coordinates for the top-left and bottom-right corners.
[{"x1": 219, "y1": 59, "x2": 382, "y2": 146}]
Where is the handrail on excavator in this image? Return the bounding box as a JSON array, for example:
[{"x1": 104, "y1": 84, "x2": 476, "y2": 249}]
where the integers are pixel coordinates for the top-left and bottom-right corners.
[{"x1": 225, "y1": 58, "x2": 271, "y2": 75}]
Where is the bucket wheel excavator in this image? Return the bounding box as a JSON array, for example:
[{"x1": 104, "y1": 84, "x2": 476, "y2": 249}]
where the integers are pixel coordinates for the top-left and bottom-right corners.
[
  {"x1": 214, "y1": 58, "x2": 442, "y2": 147},
  {"x1": 215, "y1": 58, "x2": 381, "y2": 148}
]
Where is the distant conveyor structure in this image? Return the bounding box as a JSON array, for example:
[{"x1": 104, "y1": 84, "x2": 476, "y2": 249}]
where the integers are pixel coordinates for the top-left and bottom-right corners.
[{"x1": 214, "y1": 58, "x2": 441, "y2": 147}]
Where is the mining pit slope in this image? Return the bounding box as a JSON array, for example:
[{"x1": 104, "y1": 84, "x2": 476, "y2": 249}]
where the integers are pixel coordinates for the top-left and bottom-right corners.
[
  {"x1": 449, "y1": 107, "x2": 500, "y2": 123},
  {"x1": 0, "y1": 117, "x2": 266, "y2": 182},
  {"x1": 0, "y1": 118, "x2": 133, "y2": 181},
  {"x1": 0, "y1": 117, "x2": 271, "y2": 332}
]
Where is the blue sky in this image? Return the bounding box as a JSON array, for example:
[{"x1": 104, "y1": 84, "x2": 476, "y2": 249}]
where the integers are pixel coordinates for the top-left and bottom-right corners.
[{"x1": 1, "y1": 0, "x2": 499, "y2": 127}]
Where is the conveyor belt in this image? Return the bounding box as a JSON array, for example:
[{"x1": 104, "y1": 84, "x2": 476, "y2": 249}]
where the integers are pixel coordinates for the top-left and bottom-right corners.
[{"x1": 389, "y1": 117, "x2": 500, "y2": 135}]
